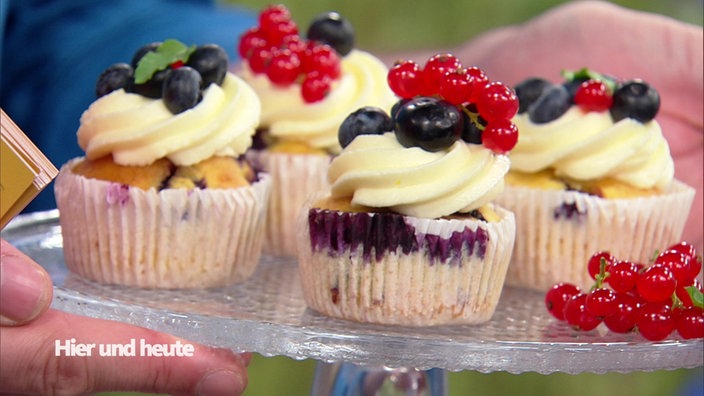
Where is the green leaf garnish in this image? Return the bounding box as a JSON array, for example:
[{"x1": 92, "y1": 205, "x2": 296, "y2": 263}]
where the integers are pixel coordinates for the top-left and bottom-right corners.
[
  {"x1": 686, "y1": 285, "x2": 704, "y2": 309},
  {"x1": 133, "y1": 39, "x2": 196, "y2": 84},
  {"x1": 561, "y1": 67, "x2": 617, "y2": 93}
]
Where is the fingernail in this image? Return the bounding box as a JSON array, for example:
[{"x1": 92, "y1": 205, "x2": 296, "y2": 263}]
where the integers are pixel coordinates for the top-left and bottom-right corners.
[
  {"x1": 0, "y1": 253, "x2": 50, "y2": 325},
  {"x1": 197, "y1": 369, "x2": 246, "y2": 396}
]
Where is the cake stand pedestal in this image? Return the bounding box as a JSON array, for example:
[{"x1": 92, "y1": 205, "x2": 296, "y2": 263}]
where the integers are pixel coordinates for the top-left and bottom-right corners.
[{"x1": 3, "y1": 211, "x2": 702, "y2": 396}]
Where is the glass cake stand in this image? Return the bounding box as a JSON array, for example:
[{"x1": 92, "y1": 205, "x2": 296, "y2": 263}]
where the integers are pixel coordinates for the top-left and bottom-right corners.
[{"x1": 3, "y1": 210, "x2": 702, "y2": 395}]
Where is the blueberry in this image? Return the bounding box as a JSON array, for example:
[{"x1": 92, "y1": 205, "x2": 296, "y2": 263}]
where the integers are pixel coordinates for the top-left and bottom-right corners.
[
  {"x1": 96, "y1": 63, "x2": 133, "y2": 97},
  {"x1": 162, "y1": 67, "x2": 202, "y2": 114},
  {"x1": 390, "y1": 98, "x2": 410, "y2": 119},
  {"x1": 394, "y1": 97, "x2": 463, "y2": 152},
  {"x1": 461, "y1": 112, "x2": 483, "y2": 145},
  {"x1": 514, "y1": 77, "x2": 551, "y2": 113},
  {"x1": 186, "y1": 44, "x2": 228, "y2": 87},
  {"x1": 528, "y1": 84, "x2": 571, "y2": 124},
  {"x1": 129, "y1": 68, "x2": 168, "y2": 98},
  {"x1": 306, "y1": 12, "x2": 355, "y2": 56},
  {"x1": 130, "y1": 42, "x2": 161, "y2": 68},
  {"x1": 610, "y1": 80, "x2": 660, "y2": 122},
  {"x1": 339, "y1": 106, "x2": 394, "y2": 148}
]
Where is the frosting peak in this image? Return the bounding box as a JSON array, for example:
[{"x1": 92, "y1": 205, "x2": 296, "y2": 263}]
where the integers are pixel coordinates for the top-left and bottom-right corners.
[{"x1": 77, "y1": 73, "x2": 260, "y2": 166}]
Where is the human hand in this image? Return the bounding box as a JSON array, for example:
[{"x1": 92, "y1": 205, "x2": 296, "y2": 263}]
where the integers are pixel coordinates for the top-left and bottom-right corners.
[
  {"x1": 0, "y1": 238, "x2": 250, "y2": 395},
  {"x1": 384, "y1": 0, "x2": 703, "y2": 253}
]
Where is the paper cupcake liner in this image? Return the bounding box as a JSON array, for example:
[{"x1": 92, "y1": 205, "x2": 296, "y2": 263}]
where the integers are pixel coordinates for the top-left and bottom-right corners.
[
  {"x1": 296, "y1": 196, "x2": 516, "y2": 326},
  {"x1": 247, "y1": 150, "x2": 330, "y2": 256},
  {"x1": 494, "y1": 180, "x2": 695, "y2": 291},
  {"x1": 54, "y1": 158, "x2": 271, "y2": 289}
]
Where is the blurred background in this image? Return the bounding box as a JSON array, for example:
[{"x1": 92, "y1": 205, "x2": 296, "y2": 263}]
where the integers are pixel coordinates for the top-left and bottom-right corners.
[
  {"x1": 86, "y1": 0, "x2": 701, "y2": 394},
  {"x1": 224, "y1": 1, "x2": 704, "y2": 395}
]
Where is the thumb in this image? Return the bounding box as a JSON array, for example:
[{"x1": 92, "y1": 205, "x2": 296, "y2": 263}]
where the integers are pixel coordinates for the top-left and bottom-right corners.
[{"x1": 1, "y1": 239, "x2": 54, "y2": 326}]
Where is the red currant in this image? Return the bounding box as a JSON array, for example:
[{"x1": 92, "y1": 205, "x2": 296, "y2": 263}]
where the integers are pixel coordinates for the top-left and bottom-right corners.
[
  {"x1": 655, "y1": 249, "x2": 692, "y2": 283},
  {"x1": 475, "y1": 82, "x2": 519, "y2": 122},
  {"x1": 574, "y1": 80, "x2": 613, "y2": 112},
  {"x1": 301, "y1": 71, "x2": 332, "y2": 103},
  {"x1": 636, "y1": 265, "x2": 676, "y2": 303},
  {"x1": 302, "y1": 44, "x2": 340, "y2": 79},
  {"x1": 607, "y1": 260, "x2": 639, "y2": 293},
  {"x1": 248, "y1": 46, "x2": 273, "y2": 74},
  {"x1": 266, "y1": 49, "x2": 302, "y2": 86},
  {"x1": 465, "y1": 67, "x2": 489, "y2": 103},
  {"x1": 387, "y1": 60, "x2": 423, "y2": 99},
  {"x1": 482, "y1": 119, "x2": 518, "y2": 154},
  {"x1": 636, "y1": 301, "x2": 676, "y2": 341},
  {"x1": 667, "y1": 241, "x2": 702, "y2": 279},
  {"x1": 586, "y1": 287, "x2": 618, "y2": 318},
  {"x1": 421, "y1": 53, "x2": 462, "y2": 96},
  {"x1": 264, "y1": 20, "x2": 298, "y2": 47},
  {"x1": 439, "y1": 69, "x2": 473, "y2": 105},
  {"x1": 282, "y1": 35, "x2": 308, "y2": 58},
  {"x1": 545, "y1": 282, "x2": 581, "y2": 320},
  {"x1": 258, "y1": 4, "x2": 292, "y2": 32},
  {"x1": 238, "y1": 27, "x2": 267, "y2": 59},
  {"x1": 564, "y1": 293, "x2": 602, "y2": 331},
  {"x1": 587, "y1": 251, "x2": 614, "y2": 281},
  {"x1": 603, "y1": 293, "x2": 639, "y2": 333},
  {"x1": 676, "y1": 306, "x2": 704, "y2": 339}
]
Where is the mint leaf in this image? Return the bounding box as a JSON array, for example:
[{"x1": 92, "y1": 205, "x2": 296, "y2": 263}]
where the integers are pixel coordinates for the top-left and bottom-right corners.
[
  {"x1": 686, "y1": 285, "x2": 704, "y2": 309},
  {"x1": 133, "y1": 39, "x2": 196, "y2": 84},
  {"x1": 561, "y1": 68, "x2": 617, "y2": 93}
]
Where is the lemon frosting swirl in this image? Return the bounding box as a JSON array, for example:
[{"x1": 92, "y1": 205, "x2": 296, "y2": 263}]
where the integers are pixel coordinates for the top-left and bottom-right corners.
[
  {"x1": 239, "y1": 50, "x2": 396, "y2": 153},
  {"x1": 77, "y1": 73, "x2": 260, "y2": 166},
  {"x1": 328, "y1": 133, "x2": 510, "y2": 218},
  {"x1": 511, "y1": 107, "x2": 674, "y2": 189}
]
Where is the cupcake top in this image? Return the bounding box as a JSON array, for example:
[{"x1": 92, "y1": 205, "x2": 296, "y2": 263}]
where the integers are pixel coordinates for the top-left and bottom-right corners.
[
  {"x1": 511, "y1": 69, "x2": 673, "y2": 190},
  {"x1": 77, "y1": 40, "x2": 260, "y2": 167},
  {"x1": 237, "y1": 5, "x2": 395, "y2": 153},
  {"x1": 327, "y1": 54, "x2": 519, "y2": 219}
]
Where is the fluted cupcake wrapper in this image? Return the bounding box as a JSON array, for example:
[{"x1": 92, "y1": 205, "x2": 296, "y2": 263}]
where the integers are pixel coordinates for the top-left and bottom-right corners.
[
  {"x1": 296, "y1": 196, "x2": 516, "y2": 326},
  {"x1": 246, "y1": 150, "x2": 330, "y2": 256},
  {"x1": 494, "y1": 180, "x2": 695, "y2": 291},
  {"x1": 55, "y1": 158, "x2": 271, "y2": 289}
]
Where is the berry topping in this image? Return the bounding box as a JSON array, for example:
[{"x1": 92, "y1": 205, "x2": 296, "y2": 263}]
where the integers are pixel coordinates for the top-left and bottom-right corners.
[
  {"x1": 610, "y1": 80, "x2": 660, "y2": 122},
  {"x1": 527, "y1": 84, "x2": 571, "y2": 124},
  {"x1": 384, "y1": 54, "x2": 518, "y2": 154},
  {"x1": 338, "y1": 106, "x2": 394, "y2": 148},
  {"x1": 306, "y1": 11, "x2": 355, "y2": 56},
  {"x1": 96, "y1": 63, "x2": 133, "y2": 97},
  {"x1": 239, "y1": 4, "x2": 347, "y2": 103},
  {"x1": 545, "y1": 241, "x2": 704, "y2": 341},
  {"x1": 394, "y1": 97, "x2": 463, "y2": 152},
  {"x1": 514, "y1": 77, "x2": 551, "y2": 113},
  {"x1": 162, "y1": 66, "x2": 202, "y2": 114},
  {"x1": 573, "y1": 80, "x2": 613, "y2": 112},
  {"x1": 130, "y1": 68, "x2": 169, "y2": 99},
  {"x1": 130, "y1": 42, "x2": 161, "y2": 68},
  {"x1": 186, "y1": 44, "x2": 228, "y2": 87}
]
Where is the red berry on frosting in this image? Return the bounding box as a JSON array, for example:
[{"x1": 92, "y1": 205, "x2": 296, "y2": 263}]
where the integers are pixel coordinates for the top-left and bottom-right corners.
[
  {"x1": 388, "y1": 60, "x2": 423, "y2": 99},
  {"x1": 301, "y1": 71, "x2": 332, "y2": 103},
  {"x1": 238, "y1": 27, "x2": 267, "y2": 59},
  {"x1": 258, "y1": 4, "x2": 291, "y2": 32},
  {"x1": 439, "y1": 68, "x2": 473, "y2": 105},
  {"x1": 481, "y1": 119, "x2": 518, "y2": 154},
  {"x1": 574, "y1": 80, "x2": 613, "y2": 112},
  {"x1": 266, "y1": 49, "x2": 302, "y2": 86},
  {"x1": 476, "y1": 81, "x2": 519, "y2": 122},
  {"x1": 421, "y1": 53, "x2": 462, "y2": 96},
  {"x1": 302, "y1": 43, "x2": 341, "y2": 79},
  {"x1": 248, "y1": 47, "x2": 273, "y2": 74}
]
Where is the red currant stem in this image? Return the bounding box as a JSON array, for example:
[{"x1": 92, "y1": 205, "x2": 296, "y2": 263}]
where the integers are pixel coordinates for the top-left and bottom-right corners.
[
  {"x1": 592, "y1": 257, "x2": 610, "y2": 290},
  {"x1": 460, "y1": 106, "x2": 485, "y2": 130},
  {"x1": 686, "y1": 285, "x2": 704, "y2": 309},
  {"x1": 649, "y1": 249, "x2": 660, "y2": 264}
]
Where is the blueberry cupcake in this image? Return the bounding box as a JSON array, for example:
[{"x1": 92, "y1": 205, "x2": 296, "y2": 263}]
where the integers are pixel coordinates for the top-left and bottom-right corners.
[
  {"x1": 297, "y1": 56, "x2": 518, "y2": 326},
  {"x1": 494, "y1": 69, "x2": 696, "y2": 291},
  {"x1": 237, "y1": 5, "x2": 395, "y2": 256},
  {"x1": 55, "y1": 40, "x2": 271, "y2": 289}
]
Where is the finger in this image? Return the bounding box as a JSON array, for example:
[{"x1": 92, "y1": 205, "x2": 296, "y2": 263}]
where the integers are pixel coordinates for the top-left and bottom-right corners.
[
  {"x1": 0, "y1": 309, "x2": 249, "y2": 395},
  {"x1": 0, "y1": 239, "x2": 54, "y2": 326}
]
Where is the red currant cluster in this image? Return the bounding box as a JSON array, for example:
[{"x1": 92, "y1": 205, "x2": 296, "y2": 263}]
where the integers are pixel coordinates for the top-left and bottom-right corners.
[
  {"x1": 387, "y1": 54, "x2": 519, "y2": 153},
  {"x1": 545, "y1": 241, "x2": 704, "y2": 341},
  {"x1": 238, "y1": 4, "x2": 342, "y2": 103},
  {"x1": 573, "y1": 79, "x2": 613, "y2": 112}
]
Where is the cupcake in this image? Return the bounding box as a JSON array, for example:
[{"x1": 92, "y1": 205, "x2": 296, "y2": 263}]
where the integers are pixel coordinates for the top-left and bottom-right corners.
[
  {"x1": 237, "y1": 5, "x2": 395, "y2": 256},
  {"x1": 494, "y1": 68, "x2": 696, "y2": 291},
  {"x1": 54, "y1": 40, "x2": 271, "y2": 289},
  {"x1": 297, "y1": 55, "x2": 518, "y2": 326}
]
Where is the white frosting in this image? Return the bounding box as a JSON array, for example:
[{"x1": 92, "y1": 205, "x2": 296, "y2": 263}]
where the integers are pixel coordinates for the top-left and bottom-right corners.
[
  {"x1": 328, "y1": 133, "x2": 510, "y2": 218},
  {"x1": 511, "y1": 107, "x2": 674, "y2": 189},
  {"x1": 239, "y1": 49, "x2": 396, "y2": 153},
  {"x1": 77, "y1": 73, "x2": 260, "y2": 166}
]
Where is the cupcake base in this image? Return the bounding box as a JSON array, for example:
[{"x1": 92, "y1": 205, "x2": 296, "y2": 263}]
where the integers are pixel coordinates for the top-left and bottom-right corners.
[
  {"x1": 55, "y1": 159, "x2": 271, "y2": 289},
  {"x1": 495, "y1": 180, "x2": 695, "y2": 291},
  {"x1": 296, "y1": 200, "x2": 516, "y2": 326}
]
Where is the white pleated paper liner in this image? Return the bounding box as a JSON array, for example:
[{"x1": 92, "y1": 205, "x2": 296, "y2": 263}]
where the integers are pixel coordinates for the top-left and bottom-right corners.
[
  {"x1": 54, "y1": 158, "x2": 271, "y2": 289},
  {"x1": 246, "y1": 150, "x2": 330, "y2": 256},
  {"x1": 494, "y1": 180, "x2": 695, "y2": 291},
  {"x1": 296, "y1": 195, "x2": 516, "y2": 326}
]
